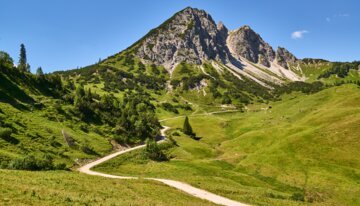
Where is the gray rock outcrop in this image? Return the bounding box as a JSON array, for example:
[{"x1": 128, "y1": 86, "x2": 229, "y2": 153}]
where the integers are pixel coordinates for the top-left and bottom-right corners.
[
  {"x1": 227, "y1": 26, "x2": 275, "y2": 67},
  {"x1": 276, "y1": 47, "x2": 298, "y2": 69}
]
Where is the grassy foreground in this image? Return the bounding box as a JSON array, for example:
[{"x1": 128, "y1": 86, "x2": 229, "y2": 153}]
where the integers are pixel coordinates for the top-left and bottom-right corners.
[
  {"x1": 94, "y1": 84, "x2": 360, "y2": 206},
  {"x1": 0, "y1": 169, "x2": 217, "y2": 206}
]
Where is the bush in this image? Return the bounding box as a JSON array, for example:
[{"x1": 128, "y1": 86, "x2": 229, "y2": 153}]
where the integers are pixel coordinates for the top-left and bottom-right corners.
[
  {"x1": 161, "y1": 102, "x2": 179, "y2": 114},
  {"x1": 80, "y1": 143, "x2": 98, "y2": 155},
  {"x1": 143, "y1": 139, "x2": 168, "y2": 161},
  {"x1": 0, "y1": 127, "x2": 18, "y2": 144},
  {"x1": 6, "y1": 154, "x2": 66, "y2": 171},
  {"x1": 0, "y1": 127, "x2": 12, "y2": 139},
  {"x1": 291, "y1": 192, "x2": 305, "y2": 202}
]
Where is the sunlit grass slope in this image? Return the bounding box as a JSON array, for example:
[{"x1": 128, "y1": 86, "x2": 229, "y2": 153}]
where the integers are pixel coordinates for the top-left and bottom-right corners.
[{"x1": 95, "y1": 84, "x2": 360, "y2": 206}]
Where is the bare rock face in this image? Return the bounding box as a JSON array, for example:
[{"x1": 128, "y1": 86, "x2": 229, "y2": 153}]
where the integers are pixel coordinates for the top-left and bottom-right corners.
[
  {"x1": 136, "y1": 7, "x2": 229, "y2": 71},
  {"x1": 227, "y1": 26, "x2": 275, "y2": 67},
  {"x1": 276, "y1": 47, "x2": 298, "y2": 69}
]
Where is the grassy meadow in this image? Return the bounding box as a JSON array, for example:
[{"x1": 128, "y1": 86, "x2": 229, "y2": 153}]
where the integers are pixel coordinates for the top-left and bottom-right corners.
[
  {"x1": 0, "y1": 169, "x2": 217, "y2": 206},
  {"x1": 94, "y1": 84, "x2": 360, "y2": 206}
]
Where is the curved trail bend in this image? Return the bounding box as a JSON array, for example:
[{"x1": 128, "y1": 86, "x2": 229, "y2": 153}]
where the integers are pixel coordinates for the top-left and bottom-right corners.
[{"x1": 79, "y1": 112, "x2": 249, "y2": 206}]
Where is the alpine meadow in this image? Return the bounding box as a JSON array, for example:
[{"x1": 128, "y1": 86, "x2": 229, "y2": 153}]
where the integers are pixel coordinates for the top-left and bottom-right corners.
[{"x1": 1, "y1": 3, "x2": 360, "y2": 206}]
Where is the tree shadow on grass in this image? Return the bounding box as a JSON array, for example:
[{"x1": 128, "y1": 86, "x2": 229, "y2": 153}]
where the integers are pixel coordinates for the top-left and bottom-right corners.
[
  {"x1": 0, "y1": 73, "x2": 35, "y2": 111},
  {"x1": 1, "y1": 135, "x2": 20, "y2": 145},
  {"x1": 191, "y1": 136, "x2": 202, "y2": 141}
]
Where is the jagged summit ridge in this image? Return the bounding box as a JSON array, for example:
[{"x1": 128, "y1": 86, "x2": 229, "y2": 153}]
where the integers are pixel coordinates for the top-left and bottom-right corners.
[
  {"x1": 227, "y1": 25, "x2": 275, "y2": 67},
  {"x1": 133, "y1": 7, "x2": 302, "y2": 83}
]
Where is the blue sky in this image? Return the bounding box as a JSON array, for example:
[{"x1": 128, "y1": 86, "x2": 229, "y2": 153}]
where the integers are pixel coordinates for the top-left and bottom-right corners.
[{"x1": 1, "y1": 0, "x2": 359, "y2": 72}]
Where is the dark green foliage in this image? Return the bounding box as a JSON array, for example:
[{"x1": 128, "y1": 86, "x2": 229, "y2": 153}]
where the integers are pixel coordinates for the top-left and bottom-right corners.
[
  {"x1": 114, "y1": 92, "x2": 161, "y2": 143},
  {"x1": 178, "y1": 62, "x2": 192, "y2": 74},
  {"x1": 150, "y1": 64, "x2": 160, "y2": 75},
  {"x1": 222, "y1": 93, "x2": 232, "y2": 104},
  {"x1": 170, "y1": 79, "x2": 181, "y2": 88},
  {"x1": 137, "y1": 61, "x2": 146, "y2": 72},
  {"x1": 143, "y1": 138, "x2": 168, "y2": 161},
  {"x1": 3, "y1": 154, "x2": 67, "y2": 171},
  {"x1": 274, "y1": 81, "x2": 324, "y2": 96},
  {"x1": 302, "y1": 58, "x2": 329, "y2": 64},
  {"x1": 80, "y1": 143, "x2": 98, "y2": 155},
  {"x1": 0, "y1": 51, "x2": 14, "y2": 68},
  {"x1": 36, "y1": 67, "x2": 44, "y2": 76},
  {"x1": 0, "y1": 127, "x2": 12, "y2": 139},
  {"x1": 183, "y1": 116, "x2": 195, "y2": 137},
  {"x1": 318, "y1": 62, "x2": 360, "y2": 79},
  {"x1": 60, "y1": 64, "x2": 166, "y2": 92},
  {"x1": 0, "y1": 127, "x2": 18, "y2": 144},
  {"x1": 161, "y1": 102, "x2": 179, "y2": 114},
  {"x1": 209, "y1": 80, "x2": 222, "y2": 99},
  {"x1": 291, "y1": 192, "x2": 305, "y2": 202}
]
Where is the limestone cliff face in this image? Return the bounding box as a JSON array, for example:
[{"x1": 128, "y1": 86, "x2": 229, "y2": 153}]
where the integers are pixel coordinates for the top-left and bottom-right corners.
[
  {"x1": 276, "y1": 47, "x2": 298, "y2": 69},
  {"x1": 136, "y1": 7, "x2": 229, "y2": 71},
  {"x1": 227, "y1": 26, "x2": 275, "y2": 67}
]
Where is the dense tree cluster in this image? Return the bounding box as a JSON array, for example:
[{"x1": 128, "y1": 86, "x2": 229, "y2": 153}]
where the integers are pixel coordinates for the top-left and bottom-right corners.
[
  {"x1": 274, "y1": 81, "x2": 324, "y2": 95},
  {"x1": 113, "y1": 91, "x2": 161, "y2": 143},
  {"x1": 318, "y1": 62, "x2": 360, "y2": 79},
  {"x1": 71, "y1": 85, "x2": 161, "y2": 144}
]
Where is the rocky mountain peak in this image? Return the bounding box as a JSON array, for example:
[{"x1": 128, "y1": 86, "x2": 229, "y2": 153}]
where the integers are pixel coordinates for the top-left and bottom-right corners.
[
  {"x1": 133, "y1": 7, "x2": 301, "y2": 83},
  {"x1": 135, "y1": 7, "x2": 229, "y2": 71},
  {"x1": 276, "y1": 47, "x2": 298, "y2": 69},
  {"x1": 227, "y1": 25, "x2": 275, "y2": 67}
]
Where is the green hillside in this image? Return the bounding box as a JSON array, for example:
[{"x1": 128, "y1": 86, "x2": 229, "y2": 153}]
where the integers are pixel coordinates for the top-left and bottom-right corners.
[{"x1": 94, "y1": 84, "x2": 360, "y2": 206}]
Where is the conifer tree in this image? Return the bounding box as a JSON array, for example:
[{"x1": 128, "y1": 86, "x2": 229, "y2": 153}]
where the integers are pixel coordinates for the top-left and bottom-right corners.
[
  {"x1": 36, "y1": 67, "x2": 44, "y2": 76},
  {"x1": 183, "y1": 116, "x2": 194, "y2": 136},
  {"x1": 18, "y1": 44, "x2": 30, "y2": 72}
]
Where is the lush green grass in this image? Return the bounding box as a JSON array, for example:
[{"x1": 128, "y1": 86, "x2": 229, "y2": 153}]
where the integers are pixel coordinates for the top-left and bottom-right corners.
[
  {"x1": 95, "y1": 84, "x2": 360, "y2": 206},
  {"x1": 0, "y1": 100, "x2": 112, "y2": 166},
  {"x1": 0, "y1": 169, "x2": 217, "y2": 206}
]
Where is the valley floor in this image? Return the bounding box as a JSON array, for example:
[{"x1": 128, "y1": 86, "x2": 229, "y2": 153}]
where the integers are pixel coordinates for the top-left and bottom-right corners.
[{"x1": 94, "y1": 84, "x2": 360, "y2": 206}]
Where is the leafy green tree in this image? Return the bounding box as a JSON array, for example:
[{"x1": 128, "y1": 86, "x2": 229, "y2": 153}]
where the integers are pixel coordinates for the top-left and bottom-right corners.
[
  {"x1": 36, "y1": 67, "x2": 44, "y2": 76},
  {"x1": 183, "y1": 116, "x2": 195, "y2": 136},
  {"x1": 0, "y1": 51, "x2": 14, "y2": 68},
  {"x1": 143, "y1": 138, "x2": 167, "y2": 161},
  {"x1": 18, "y1": 44, "x2": 30, "y2": 72}
]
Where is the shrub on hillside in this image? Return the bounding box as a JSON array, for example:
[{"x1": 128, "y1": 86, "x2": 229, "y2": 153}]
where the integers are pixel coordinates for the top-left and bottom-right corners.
[
  {"x1": 142, "y1": 139, "x2": 168, "y2": 161},
  {"x1": 291, "y1": 192, "x2": 305, "y2": 202},
  {"x1": 161, "y1": 102, "x2": 179, "y2": 114},
  {"x1": 5, "y1": 154, "x2": 67, "y2": 171},
  {"x1": 0, "y1": 127, "x2": 19, "y2": 144},
  {"x1": 0, "y1": 127, "x2": 12, "y2": 139}
]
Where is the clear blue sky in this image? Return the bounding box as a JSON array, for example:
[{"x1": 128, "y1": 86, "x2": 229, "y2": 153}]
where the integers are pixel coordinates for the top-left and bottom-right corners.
[{"x1": 1, "y1": 0, "x2": 359, "y2": 72}]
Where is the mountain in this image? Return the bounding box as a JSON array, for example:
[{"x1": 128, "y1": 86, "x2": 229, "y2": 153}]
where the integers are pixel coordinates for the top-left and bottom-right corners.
[{"x1": 124, "y1": 7, "x2": 304, "y2": 87}]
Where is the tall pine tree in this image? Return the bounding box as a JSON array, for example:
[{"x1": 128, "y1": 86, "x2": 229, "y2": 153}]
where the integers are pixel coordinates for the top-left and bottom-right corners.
[
  {"x1": 183, "y1": 116, "x2": 194, "y2": 136},
  {"x1": 18, "y1": 44, "x2": 30, "y2": 72}
]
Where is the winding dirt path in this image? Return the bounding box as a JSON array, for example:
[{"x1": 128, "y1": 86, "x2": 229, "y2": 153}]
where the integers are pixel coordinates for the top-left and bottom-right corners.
[{"x1": 79, "y1": 112, "x2": 249, "y2": 206}]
